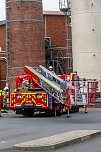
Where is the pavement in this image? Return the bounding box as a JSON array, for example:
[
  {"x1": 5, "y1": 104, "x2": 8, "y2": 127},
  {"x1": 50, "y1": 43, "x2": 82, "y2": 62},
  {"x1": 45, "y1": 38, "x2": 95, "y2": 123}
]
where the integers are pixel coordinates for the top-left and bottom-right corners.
[{"x1": 14, "y1": 130, "x2": 101, "y2": 151}]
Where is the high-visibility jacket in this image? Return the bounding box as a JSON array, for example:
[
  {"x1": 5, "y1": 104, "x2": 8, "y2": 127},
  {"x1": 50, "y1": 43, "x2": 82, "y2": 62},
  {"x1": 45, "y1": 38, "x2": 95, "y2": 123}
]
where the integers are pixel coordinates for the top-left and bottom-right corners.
[
  {"x1": 0, "y1": 90, "x2": 3, "y2": 109},
  {"x1": 0, "y1": 90, "x2": 3, "y2": 101}
]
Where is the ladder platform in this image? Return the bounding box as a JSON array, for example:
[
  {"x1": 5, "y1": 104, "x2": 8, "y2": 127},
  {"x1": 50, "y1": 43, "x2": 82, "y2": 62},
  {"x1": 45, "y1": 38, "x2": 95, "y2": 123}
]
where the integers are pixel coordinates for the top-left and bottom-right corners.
[{"x1": 24, "y1": 66, "x2": 70, "y2": 103}]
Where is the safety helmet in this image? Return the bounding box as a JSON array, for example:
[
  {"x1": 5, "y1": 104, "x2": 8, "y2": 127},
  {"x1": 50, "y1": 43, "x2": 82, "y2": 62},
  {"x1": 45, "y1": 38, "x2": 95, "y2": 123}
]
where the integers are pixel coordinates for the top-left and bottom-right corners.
[
  {"x1": 14, "y1": 89, "x2": 17, "y2": 93},
  {"x1": 4, "y1": 87, "x2": 9, "y2": 91},
  {"x1": 49, "y1": 66, "x2": 53, "y2": 69}
]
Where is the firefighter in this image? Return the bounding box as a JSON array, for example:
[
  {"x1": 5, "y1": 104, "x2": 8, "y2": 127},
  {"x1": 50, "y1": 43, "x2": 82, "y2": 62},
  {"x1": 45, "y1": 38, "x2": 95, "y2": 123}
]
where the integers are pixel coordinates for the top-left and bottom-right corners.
[
  {"x1": 48, "y1": 66, "x2": 56, "y2": 74},
  {"x1": 14, "y1": 89, "x2": 17, "y2": 93},
  {"x1": 1, "y1": 87, "x2": 9, "y2": 113}
]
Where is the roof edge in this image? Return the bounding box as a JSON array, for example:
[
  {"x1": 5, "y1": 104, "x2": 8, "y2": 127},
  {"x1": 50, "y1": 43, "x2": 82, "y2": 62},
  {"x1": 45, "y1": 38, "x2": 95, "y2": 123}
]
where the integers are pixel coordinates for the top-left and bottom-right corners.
[
  {"x1": 0, "y1": 20, "x2": 6, "y2": 25},
  {"x1": 43, "y1": 10, "x2": 65, "y2": 16}
]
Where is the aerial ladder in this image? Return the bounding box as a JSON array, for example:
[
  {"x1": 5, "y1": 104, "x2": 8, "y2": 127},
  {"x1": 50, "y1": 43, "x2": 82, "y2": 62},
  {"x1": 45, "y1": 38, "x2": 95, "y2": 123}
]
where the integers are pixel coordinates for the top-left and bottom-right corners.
[
  {"x1": 24, "y1": 65, "x2": 75, "y2": 116},
  {"x1": 24, "y1": 65, "x2": 73, "y2": 104}
]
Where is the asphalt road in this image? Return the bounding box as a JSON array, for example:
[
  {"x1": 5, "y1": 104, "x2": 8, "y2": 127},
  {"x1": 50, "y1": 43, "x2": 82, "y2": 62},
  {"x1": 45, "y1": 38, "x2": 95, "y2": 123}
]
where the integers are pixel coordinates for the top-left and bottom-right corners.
[{"x1": 0, "y1": 108, "x2": 101, "y2": 152}]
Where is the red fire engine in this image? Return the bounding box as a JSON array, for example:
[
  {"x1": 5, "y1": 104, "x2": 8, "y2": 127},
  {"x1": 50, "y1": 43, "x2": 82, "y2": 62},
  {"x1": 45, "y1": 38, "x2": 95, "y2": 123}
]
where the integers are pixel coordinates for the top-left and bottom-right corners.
[{"x1": 10, "y1": 65, "x2": 97, "y2": 116}]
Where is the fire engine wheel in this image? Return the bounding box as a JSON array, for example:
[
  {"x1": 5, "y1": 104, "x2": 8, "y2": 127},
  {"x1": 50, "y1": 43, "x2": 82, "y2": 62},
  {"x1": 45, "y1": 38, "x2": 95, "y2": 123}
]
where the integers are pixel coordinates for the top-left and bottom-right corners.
[
  {"x1": 51, "y1": 110, "x2": 61, "y2": 116},
  {"x1": 45, "y1": 109, "x2": 62, "y2": 117},
  {"x1": 23, "y1": 109, "x2": 34, "y2": 116},
  {"x1": 71, "y1": 106, "x2": 79, "y2": 113},
  {"x1": 56, "y1": 110, "x2": 61, "y2": 116},
  {"x1": 45, "y1": 110, "x2": 55, "y2": 116}
]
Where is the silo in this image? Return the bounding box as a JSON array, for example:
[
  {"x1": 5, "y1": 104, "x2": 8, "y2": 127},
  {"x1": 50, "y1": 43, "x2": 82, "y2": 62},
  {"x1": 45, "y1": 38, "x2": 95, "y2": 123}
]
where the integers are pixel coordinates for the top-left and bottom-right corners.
[
  {"x1": 71, "y1": 0, "x2": 101, "y2": 81},
  {"x1": 6, "y1": 0, "x2": 45, "y2": 91}
]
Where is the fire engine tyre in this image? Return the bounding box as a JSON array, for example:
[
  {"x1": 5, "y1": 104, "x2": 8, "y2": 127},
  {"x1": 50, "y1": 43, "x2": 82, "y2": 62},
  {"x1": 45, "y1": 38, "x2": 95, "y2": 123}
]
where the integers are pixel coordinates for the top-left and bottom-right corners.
[
  {"x1": 45, "y1": 110, "x2": 55, "y2": 116},
  {"x1": 56, "y1": 110, "x2": 61, "y2": 116},
  {"x1": 56, "y1": 105, "x2": 64, "y2": 116},
  {"x1": 71, "y1": 106, "x2": 79, "y2": 113},
  {"x1": 23, "y1": 109, "x2": 34, "y2": 116},
  {"x1": 45, "y1": 109, "x2": 63, "y2": 116}
]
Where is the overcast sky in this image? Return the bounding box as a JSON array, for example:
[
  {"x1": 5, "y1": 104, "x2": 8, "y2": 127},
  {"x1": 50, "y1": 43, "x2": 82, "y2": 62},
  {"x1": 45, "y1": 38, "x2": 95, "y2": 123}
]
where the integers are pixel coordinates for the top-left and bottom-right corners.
[{"x1": 0, "y1": 0, "x2": 59, "y2": 21}]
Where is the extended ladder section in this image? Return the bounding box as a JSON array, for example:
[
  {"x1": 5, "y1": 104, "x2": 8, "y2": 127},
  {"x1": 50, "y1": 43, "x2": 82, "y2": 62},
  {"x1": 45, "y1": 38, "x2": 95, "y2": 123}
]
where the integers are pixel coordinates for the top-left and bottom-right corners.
[{"x1": 24, "y1": 65, "x2": 73, "y2": 104}]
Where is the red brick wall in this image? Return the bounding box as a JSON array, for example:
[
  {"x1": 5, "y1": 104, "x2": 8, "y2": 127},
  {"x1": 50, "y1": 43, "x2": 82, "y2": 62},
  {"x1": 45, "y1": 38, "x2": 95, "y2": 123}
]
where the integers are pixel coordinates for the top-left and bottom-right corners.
[
  {"x1": 0, "y1": 15, "x2": 68, "y2": 52},
  {"x1": 43, "y1": 15, "x2": 66, "y2": 47},
  {"x1": 0, "y1": 25, "x2": 6, "y2": 50},
  {"x1": 0, "y1": 60, "x2": 7, "y2": 90},
  {"x1": 0, "y1": 12, "x2": 72, "y2": 90},
  {"x1": 0, "y1": 25, "x2": 6, "y2": 89},
  {"x1": 6, "y1": 0, "x2": 45, "y2": 91}
]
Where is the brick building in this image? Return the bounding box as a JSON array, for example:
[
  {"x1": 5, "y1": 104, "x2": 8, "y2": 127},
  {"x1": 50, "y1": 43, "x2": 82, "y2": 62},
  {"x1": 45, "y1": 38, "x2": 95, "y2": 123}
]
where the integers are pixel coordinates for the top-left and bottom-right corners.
[
  {"x1": 43, "y1": 11, "x2": 66, "y2": 47},
  {"x1": 0, "y1": 11, "x2": 72, "y2": 90},
  {"x1": 0, "y1": 21, "x2": 6, "y2": 90}
]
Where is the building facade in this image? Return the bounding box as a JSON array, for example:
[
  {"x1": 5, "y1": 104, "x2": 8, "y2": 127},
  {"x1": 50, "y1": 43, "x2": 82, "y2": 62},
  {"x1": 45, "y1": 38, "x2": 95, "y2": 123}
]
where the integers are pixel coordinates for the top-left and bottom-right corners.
[
  {"x1": 0, "y1": 11, "x2": 72, "y2": 90},
  {"x1": 0, "y1": 21, "x2": 6, "y2": 90}
]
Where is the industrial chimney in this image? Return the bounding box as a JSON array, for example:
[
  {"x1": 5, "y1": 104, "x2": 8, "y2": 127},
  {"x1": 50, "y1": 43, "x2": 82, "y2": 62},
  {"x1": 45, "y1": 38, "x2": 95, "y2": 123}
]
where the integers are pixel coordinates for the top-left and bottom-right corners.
[{"x1": 6, "y1": 0, "x2": 45, "y2": 91}]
